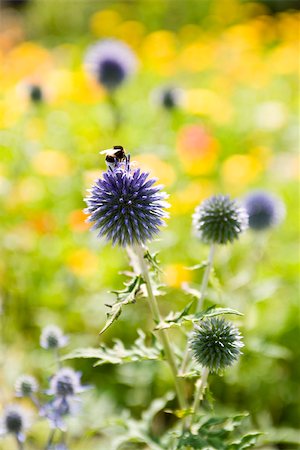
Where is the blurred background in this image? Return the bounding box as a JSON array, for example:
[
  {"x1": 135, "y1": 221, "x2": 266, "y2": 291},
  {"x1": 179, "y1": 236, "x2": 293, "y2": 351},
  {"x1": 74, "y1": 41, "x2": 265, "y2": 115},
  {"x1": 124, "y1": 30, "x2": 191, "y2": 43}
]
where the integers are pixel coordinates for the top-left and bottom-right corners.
[{"x1": 0, "y1": 0, "x2": 299, "y2": 448}]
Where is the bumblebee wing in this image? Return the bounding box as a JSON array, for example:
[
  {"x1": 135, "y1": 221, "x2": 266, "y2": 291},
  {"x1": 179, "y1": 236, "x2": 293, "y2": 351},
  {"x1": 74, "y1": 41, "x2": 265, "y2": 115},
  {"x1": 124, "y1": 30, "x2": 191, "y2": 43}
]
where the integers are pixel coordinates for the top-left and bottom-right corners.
[{"x1": 99, "y1": 148, "x2": 113, "y2": 155}]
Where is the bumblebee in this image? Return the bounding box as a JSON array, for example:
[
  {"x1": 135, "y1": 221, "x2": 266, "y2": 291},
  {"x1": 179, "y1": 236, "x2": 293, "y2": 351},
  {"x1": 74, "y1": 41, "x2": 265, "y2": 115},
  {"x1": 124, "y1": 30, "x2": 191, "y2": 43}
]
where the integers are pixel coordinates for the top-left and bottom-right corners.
[{"x1": 100, "y1": 145, "x2": 127, "y2": 167}]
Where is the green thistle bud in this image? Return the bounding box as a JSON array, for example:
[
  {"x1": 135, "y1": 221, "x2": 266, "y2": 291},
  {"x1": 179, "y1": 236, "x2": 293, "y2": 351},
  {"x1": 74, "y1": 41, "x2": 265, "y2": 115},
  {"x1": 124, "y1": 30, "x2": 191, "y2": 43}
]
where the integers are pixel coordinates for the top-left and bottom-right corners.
[
  {"x1": 190, "y1": 317, "x2": 243, "y2": 373},
  {"x1": 193, "y1": 195, "x2": 248, "y2": 245}
]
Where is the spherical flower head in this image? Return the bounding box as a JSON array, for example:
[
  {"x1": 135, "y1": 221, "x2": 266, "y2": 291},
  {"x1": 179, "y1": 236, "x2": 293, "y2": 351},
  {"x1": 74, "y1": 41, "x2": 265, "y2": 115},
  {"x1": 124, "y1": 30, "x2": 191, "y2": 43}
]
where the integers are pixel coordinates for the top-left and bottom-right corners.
[
  {"x1": 40, "y1": 325, "x2": 68, "y2": 350},
  {"x1": 193, "y1": 194, "x2": 248, "y2": 244},
  {"x1": 190, "y1": 317, "x2": 243, "y2": 373},
  {"x1": 48, "y1": 368, "x2": 84, "y2": 398},
  {"x1": 84, "y1": 157, "x2": 169, "y2": 247},
  {"x1": 152, "y1": 86, "x2": 184, "y2": 110},
  {"x1": 244, "y1": 190, "x2": 285, "y2": 231},
  {"x1": 0, "y1": 405, "x2": 29, "y2": 442},
  {"x1": 15, "y1": 374, "x2": 38, "y2": 397},
  {"x1": 85, "y1": 39, "x2": 138, "y2": 91}
]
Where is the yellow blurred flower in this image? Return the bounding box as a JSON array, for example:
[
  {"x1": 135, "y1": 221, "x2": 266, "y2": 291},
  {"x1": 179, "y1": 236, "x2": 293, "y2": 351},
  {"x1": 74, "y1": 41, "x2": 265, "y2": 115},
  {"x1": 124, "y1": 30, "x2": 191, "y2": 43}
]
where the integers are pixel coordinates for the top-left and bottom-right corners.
[
  {"x1": 3, "y1": 42, "x2": 52, "y2": 83},
  {"x1": 179, "y1": 39, "x2": 213, "y2": 72},
  {"x1": 176, "y1": 125, "x2": 219, "y2": 175},
  {"x1": 185, "y1": 89, "x2": 233, "y2": 124},
  {"x1": 164, "y1": 263, "x2": 192, "y2": 288},
  {"x1": 32, "y1": 150, "x2": 72, "y2": 177},
  {"x1": 268, "y1": 43, "x2": 299, "y2": 75},
  {"x1": 134, "y1": 154, "x2": 176, "y2": 187},
  {"x1": 90, "y1": 9, "x2": 122, "y2": 37},
  {"x1": 141, "y1": 30, "x2": 178, "y2": 75},
  {"x1": 222, "y1": 154, "x2": 263, "y2": 191},
  {"x1": 116, "y1": 21, "x2": 146, "y2": 49},
  {"x1": 170, "y1": 180, "x2": 214, "y2": 216},
  {"x1": 66, "y1": 248, "x2": 99, "y2": 277}
]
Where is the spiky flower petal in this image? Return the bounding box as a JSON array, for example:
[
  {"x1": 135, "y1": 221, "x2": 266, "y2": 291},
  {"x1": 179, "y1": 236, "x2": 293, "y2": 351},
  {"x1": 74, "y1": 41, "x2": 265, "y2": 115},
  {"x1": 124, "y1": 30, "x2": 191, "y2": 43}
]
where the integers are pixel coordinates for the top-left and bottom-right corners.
[
  {"x1": 85, "y1": 39, "x2": 137, "y2": 91},
  {"x1": 40, "y1": 325, "x2": 68, "y2": 350},
  {"x1": 15, "y1": 374, "x2": 38, "y2": 397},
  {"x1": 244, "y1": 190, "x2": 285, "y2": 231},
  {"x1": 190, "y1": 317, "x2": 243, "y2": 373},
  {"x1": 84, "y1": 159, "x2": 169, "y2": 247},
  {"x1": 193, "y1": 194, "x2": 248, "y2": 244}
]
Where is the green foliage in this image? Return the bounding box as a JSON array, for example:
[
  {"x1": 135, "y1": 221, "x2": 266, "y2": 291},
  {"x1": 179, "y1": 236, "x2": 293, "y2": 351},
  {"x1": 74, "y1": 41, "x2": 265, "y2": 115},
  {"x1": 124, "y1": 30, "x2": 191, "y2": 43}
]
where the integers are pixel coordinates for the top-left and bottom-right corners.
[
  {"x1": 100, "y1": 274, "x2": 144, "y2": 334},
  {"x1": 175, "y1": 415, "x2": 261, "y2": 450},
  {"x1": 155, "y1": 305, "x2": 243, "y2": 331},
  {"x1": 64, "y1": 329, "x2": 163, "y2": 366}
]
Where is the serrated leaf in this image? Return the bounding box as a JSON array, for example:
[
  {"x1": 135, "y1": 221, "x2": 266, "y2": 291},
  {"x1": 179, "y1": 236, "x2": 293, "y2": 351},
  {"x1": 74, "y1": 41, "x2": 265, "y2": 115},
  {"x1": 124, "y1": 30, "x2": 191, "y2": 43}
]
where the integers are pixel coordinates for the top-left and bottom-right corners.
[
  {"x1": 155, "y1": 305, "x2": 243, "y2": 331},
  {"x1": 63, "y1": 329, "x2": 163, "y2": 366},
  {"x1": 100, "y1": 274, "x2": 144, "y2": 334},
  {"x1": 186, "y1": 261, "x2": 208, "y2": 271},
  {"x1": 175, "y1": 414, "x2": 258, "y2": 450},
  {"x1": 228, "y1": 432, "x2": 262, "y2": 449},
  {"x1": 144, "y1": 250, "x2": 163, "y2": 274}
]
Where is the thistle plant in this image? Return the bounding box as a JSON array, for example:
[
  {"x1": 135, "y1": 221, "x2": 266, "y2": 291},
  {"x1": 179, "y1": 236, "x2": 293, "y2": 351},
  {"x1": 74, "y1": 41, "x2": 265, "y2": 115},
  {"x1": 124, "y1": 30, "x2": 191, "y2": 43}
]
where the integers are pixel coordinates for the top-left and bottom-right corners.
[
  {"x1": 0, "y1": 326, "x2": 89, "y2": 450},
  {"x1": 84, "y1": 149, "x2": 187, "y2": 410},
  {"x1": 79, "y1": 148, "x2": 260, "y2": 447},
  {"x1": 0, "y1": 406, "x2": 29, "y2": 450}
]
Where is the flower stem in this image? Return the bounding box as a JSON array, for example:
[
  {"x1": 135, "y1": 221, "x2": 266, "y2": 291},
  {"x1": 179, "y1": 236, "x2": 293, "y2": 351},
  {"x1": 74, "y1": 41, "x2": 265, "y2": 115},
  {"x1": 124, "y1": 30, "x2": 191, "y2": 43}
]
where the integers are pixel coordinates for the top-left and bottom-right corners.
[
  {"x1": 190, "y1": 367, "x2": 209, "y2": 426},
  {"x1": 107, "y1": 93, "x2": 121, "y2": 133},
  {"x1": 179, "y1": 244, "x2": 215, "y2": 376},
  {"x1": 133, "y1": 244, "x2": 187, "y2": 411},
  {"x1": 16, "y1": 437, "x2": 24, "y2": 450},
  {"x1": 45, "y1": 429, "x2": 56, "y2": 450}
]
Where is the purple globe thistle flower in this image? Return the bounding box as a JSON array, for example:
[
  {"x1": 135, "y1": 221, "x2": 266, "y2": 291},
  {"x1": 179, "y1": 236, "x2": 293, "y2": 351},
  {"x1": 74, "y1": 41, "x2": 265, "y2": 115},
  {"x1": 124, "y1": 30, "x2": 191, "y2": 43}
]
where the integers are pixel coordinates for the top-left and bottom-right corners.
[
  {"x1": 84, "y1": 153, "x2": 169, "y2": 247},
  {"x1": 244, "y1": 190, "x2": 285, "y2": 231},
  {"x1": 85, "y1": 39, "x2": 138, "y2": 91},
  {"x1": 0, "y1": 405, "x2": 30, "y2": 444},
  {"x1": 190, "y1": 317, "x2": 243, "y2": 373},
  {"x1": 47, "y1": 368, "x2": 86, "y2": 398},
  {"x1": 15, "y1": 374, "x2": 38, "y2": 398},
  {"x1": 193, "y1": 195, "x2": 248, "y2": 245},
  {"x1": 40, "y1": 325, "x2": 68, "y2": 350}
]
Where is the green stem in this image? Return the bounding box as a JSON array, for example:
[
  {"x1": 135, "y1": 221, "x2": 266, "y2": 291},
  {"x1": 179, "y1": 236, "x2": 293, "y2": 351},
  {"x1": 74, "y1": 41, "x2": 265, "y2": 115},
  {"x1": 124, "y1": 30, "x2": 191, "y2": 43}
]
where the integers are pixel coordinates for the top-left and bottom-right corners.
[
  {"x1": 133, "y1": 244, "x2": 187, "y2": 411},
  {"x1": 16, "y1": 437, "x2": 24, "y2": 450},
  {"x1": 107, "y1": 93, "x2": 121, "y2": 133},
  {"x1": 190, "y1": 367, "x2": 209, "y2": 425},
  {"x1": 45, "y1": 429, "x2": 56, "y2": 450},
  {"x1": 179, "y1": 244, "x2": 215, "y2": 376}
]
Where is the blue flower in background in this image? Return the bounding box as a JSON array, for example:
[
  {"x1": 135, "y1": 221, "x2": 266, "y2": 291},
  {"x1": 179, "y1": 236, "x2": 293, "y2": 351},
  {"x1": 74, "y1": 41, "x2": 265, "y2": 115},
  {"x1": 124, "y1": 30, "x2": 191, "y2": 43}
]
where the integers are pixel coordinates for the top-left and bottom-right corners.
[
  {"x1": 47, "y1": 367, "x2": 86, "y2": 398},
  {"x1": 85, "y1": 39, "x2": 138, "y2": 91},
  {"x1": 244, "y1": 190, "x2": 285, "y2": 231},
  {"x1": 40, "y1": 325, "x2": 68, "y2": 350},
  {"x1": 84, "y1": 156, "x2": 169, "y2": 247},
  {"x1": 0, "y1": 405, "x2": 29, "y2": 444}
]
